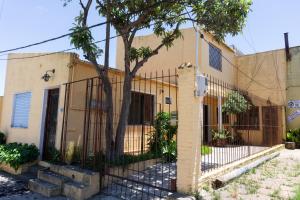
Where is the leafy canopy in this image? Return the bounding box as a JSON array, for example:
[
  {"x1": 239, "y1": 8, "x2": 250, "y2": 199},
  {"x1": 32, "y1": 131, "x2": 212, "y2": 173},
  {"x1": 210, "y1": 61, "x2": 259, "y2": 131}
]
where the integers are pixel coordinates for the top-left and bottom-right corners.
[
  {"x1": 66, "y1": 0, "x2": 252, "y2": 68},
  {"x1": 222, "y1": 91, "x2": 250, "y2": 114}
]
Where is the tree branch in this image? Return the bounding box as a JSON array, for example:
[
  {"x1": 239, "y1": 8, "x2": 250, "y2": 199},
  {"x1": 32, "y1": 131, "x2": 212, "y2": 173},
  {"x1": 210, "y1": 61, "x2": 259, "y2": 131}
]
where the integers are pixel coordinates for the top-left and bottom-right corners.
[{"x1": 131, "y1": 22, "x2": 181, "y2": 76}]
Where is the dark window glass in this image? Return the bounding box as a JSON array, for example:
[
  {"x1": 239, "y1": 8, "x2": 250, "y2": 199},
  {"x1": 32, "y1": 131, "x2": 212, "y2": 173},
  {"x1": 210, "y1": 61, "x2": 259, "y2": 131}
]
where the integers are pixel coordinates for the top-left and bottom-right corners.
[
  {"x1": 209, "y1": 43, "x2": 222, "y2": 71},
  {"x1": 128, "y1": 92, "x2": 154, "y2": 125}
]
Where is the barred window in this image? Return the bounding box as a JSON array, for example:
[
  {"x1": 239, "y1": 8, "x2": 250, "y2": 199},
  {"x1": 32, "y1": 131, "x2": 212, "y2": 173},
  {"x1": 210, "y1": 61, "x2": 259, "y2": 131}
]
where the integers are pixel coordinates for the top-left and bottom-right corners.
[
  {"x1": 237, "y1": 107, "x2": 260, "y2": 130},
  {"x1": 128, "y1": 92, "x2": 154, "y2": 125},
  {"x1": 209, "y1": 43, "x2": 222, "y2": 71}
]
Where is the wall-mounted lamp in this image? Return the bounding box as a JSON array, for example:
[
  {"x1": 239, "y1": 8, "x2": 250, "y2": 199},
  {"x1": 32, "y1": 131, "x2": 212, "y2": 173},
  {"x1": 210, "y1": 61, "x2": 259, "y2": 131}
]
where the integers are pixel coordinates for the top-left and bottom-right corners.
[{"x1": 42, "y1": 69, "x2": 55, "y2": 82}]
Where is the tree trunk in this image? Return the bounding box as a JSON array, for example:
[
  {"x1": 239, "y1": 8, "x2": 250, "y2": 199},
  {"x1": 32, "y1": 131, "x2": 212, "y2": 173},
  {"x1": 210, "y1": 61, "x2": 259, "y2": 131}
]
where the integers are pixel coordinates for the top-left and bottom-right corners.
[
  {"x1": 114, "y1": 74, "x2": 133, "y2": 157},
  {"x1": 102, "y1": 75, "x2": 115, "y2": 161}
]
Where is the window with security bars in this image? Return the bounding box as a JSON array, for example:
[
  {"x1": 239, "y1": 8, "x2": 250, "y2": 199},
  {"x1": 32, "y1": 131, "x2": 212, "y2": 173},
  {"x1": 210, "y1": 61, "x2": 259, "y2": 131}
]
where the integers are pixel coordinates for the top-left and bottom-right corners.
[
  {"x1": 209, "y1": 43, "x2": 222, "y2": 71},
  {"x1": 11, "y1": 92, "x2": 32, "y2": 128},
  {"x1": 128, "y1": 92, "x2": 154, "y2": 125},
  {"x1": 237, "y1": 106, "x2": 260, "y2": 130}
]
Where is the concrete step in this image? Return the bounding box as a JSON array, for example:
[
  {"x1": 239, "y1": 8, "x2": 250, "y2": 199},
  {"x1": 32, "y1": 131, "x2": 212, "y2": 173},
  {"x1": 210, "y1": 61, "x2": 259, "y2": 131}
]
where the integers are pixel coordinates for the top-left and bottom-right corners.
[
  {"x1": 39, "y1": 161, "x2": 99, "y2": 186},
  {"x1": 38, "y1": 169, "x2": 70, "y2": 187},
  {"x1": 28, "y1": 179, "x2": 61, "y2": 197},
  {"x1": 63, "y1": 181, "x2": 91, "y2": 200}
]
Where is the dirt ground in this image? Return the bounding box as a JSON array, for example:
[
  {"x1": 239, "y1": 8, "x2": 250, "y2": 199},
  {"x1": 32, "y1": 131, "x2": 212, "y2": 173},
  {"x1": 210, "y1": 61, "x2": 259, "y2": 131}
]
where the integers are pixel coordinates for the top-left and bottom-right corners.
[{"x1": 200, "y1": 149, "x2": 300, "y2": 200}]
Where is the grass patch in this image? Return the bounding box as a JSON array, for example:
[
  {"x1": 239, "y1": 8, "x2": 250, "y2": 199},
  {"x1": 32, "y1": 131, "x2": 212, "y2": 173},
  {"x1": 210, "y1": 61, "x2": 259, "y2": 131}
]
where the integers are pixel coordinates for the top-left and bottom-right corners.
[
  {"x1": 236, "y1": 176, "x2": 260, "y2": 194},
  {"x1": 291, "y1": 186, "x2": 300, "y2": 200},
  {"x1": 269, "y1": 188, "x2": 283, "y2": 200},
  {"x1": 201, "y1": 145, "x2": 213, "y2": 155}
]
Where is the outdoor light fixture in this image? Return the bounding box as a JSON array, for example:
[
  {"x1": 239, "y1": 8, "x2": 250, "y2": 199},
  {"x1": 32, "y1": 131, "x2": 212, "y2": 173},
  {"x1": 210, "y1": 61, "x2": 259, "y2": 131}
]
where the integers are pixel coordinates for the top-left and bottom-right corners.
[{"x1": 42, "y1": 69, "x2": 55, "y2": 82}]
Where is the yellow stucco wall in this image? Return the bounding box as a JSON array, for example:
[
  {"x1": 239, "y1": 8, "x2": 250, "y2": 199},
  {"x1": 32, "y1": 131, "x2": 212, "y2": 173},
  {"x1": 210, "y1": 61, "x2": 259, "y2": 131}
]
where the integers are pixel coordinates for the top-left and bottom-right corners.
[
  {"x1": 0, "y1": 96, "x2": 3, "y2": 127},
  {"x1": 63, "y1": 60, "x2": 178, "y2": 155},
  {"x1": 0, "y1": 53, "x2": 73, "y2": 151},
  {"x1": 116, "y1": 28, "x2": 237, "y2": 85},
  {"x1": 236, "y1": 49, "x2": 287, "y2": 106},
  {"x1": 287, "y1": 46, "x2": 300, "y2": 130}
]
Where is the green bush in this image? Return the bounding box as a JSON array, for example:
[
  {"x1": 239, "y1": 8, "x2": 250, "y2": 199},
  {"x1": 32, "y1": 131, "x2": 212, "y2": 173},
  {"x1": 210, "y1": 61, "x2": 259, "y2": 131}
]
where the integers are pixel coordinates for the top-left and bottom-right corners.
[
  {"x1": 222, "y1": 91, "x2": 250, "y2": 114},
  {"x1": 287, "y1": 129, "x2": 300, "y2": 143},
  {"x1": 148, "y1": 112, "x2": 177, "y2": 156},
  {"x1": 0, "y1": 132, "x2": 6, "y2": 145},
  {"x1": 46, "y1": 147, "x2": 61, "y2": 164},
  {"x1": 201, "y1": 145, "x2": 212, "y2": 155},
  {"x1": 0, "y1": 143, "x2": 39, "y2": 170},
  {"x1": 162, "y1": 140, "x2": 177, "y2": 162}
]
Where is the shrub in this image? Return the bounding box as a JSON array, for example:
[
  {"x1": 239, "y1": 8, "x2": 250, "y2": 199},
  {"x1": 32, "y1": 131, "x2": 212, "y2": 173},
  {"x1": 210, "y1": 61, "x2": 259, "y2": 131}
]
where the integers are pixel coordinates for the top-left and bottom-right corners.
[
  {"x1": 162, "y1": 140, "x2": 177, "y2": 162},
  {"x1": 46, "y1": 147, "x2": 61, "y2": 164},
  {"x1": 201, "y1": 145, "x2": 212, "y2": 155},
  {"x1": 222, "y1": 91, "x2": 250, "y2": 114},
  {"x1": 287, "y1": 129, "x2": 300, "y2": 143},
  {"x1": 0, "y1": 143, "x2": 39, "y2": 170},
  {"x1": 148, "y1": 112, "x2": 177, "y2": 156},
  {"x1": 212, "y1": 129, "x2": 232, "y2": 141}
]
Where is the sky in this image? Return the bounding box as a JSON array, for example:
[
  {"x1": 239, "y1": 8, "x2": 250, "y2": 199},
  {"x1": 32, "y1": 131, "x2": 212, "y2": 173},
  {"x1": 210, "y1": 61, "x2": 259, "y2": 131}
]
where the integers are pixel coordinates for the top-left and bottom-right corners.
[{"x1": 0, "y1": 0, "x2": 300, "y2": 96}]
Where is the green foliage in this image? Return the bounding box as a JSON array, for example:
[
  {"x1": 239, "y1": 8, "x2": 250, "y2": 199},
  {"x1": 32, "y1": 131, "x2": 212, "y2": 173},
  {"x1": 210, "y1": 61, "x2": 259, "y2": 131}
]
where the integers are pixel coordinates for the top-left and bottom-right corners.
[
  {"x1": 68, "y1": 0, "x2": 252, "y2": 61},
  {"x1": 0, "y1": 132, "x2": 6, "y2": 145},
  {"x1": 148, "y1": 112, "x2": 177, "y2": 155},
  {"x1": 162, "y1": 140, "x2": 177, "y2": 162},
  {"x1": 212, "y1": 129, "x2": 232, "y2": 141},
  {"x1": 293, "y1": 185, "x2": 300, "y2": 200},
  {"x1": 147, "y1": 112, "x2": 177, "y2": 162},
  {"x1": 0, "y1": 143, "x2": 39, "y2": 170},
  {"x1": 287, "y1": 129, "x2": 300, "y2": 143},
  {"x1": 201, "y1": 145, "x2": 212, "y2": 155},
  {"x1": 46, "y1": 147, "x2": 62, "y2": 164},
  {"x1": 222, "y1": 91, "x2": 250, "y2": 114}
]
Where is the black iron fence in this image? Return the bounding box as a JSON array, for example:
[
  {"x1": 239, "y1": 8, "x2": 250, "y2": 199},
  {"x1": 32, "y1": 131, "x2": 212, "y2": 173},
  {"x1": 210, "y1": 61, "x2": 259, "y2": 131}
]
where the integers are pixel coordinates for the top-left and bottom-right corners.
[
  {"x1": 201, "y1": 75, "x2": 284, "y2": 172},
  {"x1": 61, "y1": 69, "x2": 178, "y2": 199}
]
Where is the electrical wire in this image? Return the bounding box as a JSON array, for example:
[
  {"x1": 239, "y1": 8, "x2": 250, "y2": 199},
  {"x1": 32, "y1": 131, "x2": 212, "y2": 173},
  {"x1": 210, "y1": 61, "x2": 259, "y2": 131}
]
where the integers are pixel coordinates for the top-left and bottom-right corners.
[
  {"x1": 0, "y1": 0, "x2": 182, "y2": 54},
  {"x1": 0, "y1": 10, "x2": 192, "y2": 61}
]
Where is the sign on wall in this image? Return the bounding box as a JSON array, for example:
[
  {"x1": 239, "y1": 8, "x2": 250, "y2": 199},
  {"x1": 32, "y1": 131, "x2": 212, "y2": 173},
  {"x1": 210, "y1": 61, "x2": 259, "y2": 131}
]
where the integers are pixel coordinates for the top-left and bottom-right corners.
[
  {"x1": 288, "y1": 100, "x2": 300, "y2": 108},
  {"x1": 288, "y1": 110, "x2": 300, "y2": 122}
]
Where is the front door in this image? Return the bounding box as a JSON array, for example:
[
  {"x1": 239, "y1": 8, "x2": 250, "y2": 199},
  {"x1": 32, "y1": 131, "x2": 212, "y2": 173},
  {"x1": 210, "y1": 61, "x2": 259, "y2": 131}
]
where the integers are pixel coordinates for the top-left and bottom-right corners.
[
  {"x1": 262, "y1": 106, "x2": 279, "y2": 147},
  {"x1": 43, "y1": 88, "x2": 59, "y2": 160}
]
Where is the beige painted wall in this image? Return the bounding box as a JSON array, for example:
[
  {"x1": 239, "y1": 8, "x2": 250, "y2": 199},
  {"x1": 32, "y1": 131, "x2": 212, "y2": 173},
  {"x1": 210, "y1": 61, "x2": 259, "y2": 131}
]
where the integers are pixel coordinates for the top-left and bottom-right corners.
[
  {"x1": 0, "y1": 53, "x2": 73, "y2": 151},
  {"x1": 236, "y1": 49, "x2": 287, "y2": 106},
  {"x1": 0, "y1": 96, "x2": 3, "y2": 127},
  {"x1": 116, "y1": 28, "x2": 237, "y2": 85},
  {"x1": 287, "y1": 46, "x2": 300, "y2": 130}
]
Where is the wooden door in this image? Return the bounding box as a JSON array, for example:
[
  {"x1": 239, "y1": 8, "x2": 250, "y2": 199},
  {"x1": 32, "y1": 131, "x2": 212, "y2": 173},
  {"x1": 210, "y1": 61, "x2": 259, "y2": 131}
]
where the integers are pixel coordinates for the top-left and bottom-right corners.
[
  {"x1": 262, "y1": 106, "x2": 279, "y2": 146},
  {"x1": 43, "y1": 88, "x2": 59, "y2": 160}
]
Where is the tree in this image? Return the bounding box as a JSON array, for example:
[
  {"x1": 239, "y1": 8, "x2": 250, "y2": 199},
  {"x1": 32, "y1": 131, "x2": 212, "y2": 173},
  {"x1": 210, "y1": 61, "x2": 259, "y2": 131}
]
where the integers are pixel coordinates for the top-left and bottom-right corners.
[{"x1": 65, "y1": 0, "x2": 252, "y2": 159}]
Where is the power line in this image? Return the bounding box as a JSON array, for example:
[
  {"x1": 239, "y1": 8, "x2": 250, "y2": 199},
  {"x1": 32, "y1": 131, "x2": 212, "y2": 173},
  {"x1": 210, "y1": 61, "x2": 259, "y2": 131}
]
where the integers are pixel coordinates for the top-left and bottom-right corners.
[
  {"x1": 0, "y1": 0, "x2": 181, "y2": 54},
  {"x1": 0, "y1": 10, "x2": 192, "y2": 61}
]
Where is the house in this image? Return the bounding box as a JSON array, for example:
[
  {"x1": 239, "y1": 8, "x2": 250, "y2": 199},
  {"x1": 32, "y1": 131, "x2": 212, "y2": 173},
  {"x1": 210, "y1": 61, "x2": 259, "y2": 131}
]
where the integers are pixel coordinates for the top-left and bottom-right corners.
[
  {"x1": 116, "y1": 28, "x2": 291, "y2": 146},
  {"x1": 0, "y1": 53, "x2": 177, "y2": 161}
]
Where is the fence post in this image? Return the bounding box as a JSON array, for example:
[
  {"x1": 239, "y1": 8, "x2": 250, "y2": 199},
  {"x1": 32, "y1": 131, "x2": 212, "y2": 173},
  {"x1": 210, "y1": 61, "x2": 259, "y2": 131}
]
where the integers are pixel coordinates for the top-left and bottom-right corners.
[{"x1": 177, "y1": 65, "x2": 202, "y2": 193}]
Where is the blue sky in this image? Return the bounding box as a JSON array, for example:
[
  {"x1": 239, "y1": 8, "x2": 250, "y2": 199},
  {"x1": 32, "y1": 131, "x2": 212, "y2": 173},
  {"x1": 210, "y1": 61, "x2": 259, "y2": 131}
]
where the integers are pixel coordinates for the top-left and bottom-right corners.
[{"x1": 0, "y1": 0, "x2": 299, "y2": 95}]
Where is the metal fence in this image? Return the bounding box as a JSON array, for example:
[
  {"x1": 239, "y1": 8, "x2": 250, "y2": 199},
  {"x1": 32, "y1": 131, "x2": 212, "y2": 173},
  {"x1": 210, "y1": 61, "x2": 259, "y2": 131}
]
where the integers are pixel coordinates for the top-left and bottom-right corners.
[
  {"x1": 61, "y1": 69, "x2": 178, "y2": 199},
  {"x1": 201, "y1": 75, "x2": 284, "y2": 172}
]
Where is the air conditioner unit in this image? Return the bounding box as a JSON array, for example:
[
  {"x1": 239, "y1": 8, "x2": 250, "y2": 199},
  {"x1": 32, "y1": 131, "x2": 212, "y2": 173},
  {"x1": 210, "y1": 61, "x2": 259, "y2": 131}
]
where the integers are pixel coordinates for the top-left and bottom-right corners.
[{"x1": 195, "y1": 74, "x2": 208, "y2": 97}]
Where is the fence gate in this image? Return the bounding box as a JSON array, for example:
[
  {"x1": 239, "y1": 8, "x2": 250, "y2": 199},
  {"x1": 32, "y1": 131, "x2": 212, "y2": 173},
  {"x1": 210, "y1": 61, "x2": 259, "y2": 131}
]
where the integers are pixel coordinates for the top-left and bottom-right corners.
[{"x1": 61, "y1": 70, "x2": 178, "y2": 199}]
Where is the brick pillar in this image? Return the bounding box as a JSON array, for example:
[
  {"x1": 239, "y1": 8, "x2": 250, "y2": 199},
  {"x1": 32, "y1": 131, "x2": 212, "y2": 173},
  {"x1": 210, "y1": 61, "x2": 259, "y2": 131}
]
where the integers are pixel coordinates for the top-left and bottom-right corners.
[{"x1": 177, "y1": 65, "x2": 203, "y2": 193}]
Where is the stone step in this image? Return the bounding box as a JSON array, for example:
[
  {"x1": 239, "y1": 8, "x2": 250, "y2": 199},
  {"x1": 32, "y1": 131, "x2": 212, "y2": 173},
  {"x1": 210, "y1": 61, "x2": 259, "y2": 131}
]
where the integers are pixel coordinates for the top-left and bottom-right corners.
[
  {"x1": 38, "y1": 169, "x2": 70, "y2": 187},
  {"x1": 63, "y1": 181, "x2": 91, "y2": 200},
  {"x1": 28, "y1": 179, "x2": 61, "y2": 197},
  {"x1": 39, "y1": 161, "x2": 99, "y2": 186}
]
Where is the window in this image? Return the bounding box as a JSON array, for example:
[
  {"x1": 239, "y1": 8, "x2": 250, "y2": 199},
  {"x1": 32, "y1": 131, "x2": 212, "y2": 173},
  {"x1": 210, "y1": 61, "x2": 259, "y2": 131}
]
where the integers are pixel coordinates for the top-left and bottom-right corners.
[
  {"x1": 12, "y1": 92, "x2": 32, "y2": 128},
  {"x1": 209, "y1": 43, "x2": 222, "y2": 71},
  {"x1": 237, "y1": 107, "x2": 260, "y2": 130},
  {"x1": 128, "y1": 92, "x2": 154, "y2": 125}
]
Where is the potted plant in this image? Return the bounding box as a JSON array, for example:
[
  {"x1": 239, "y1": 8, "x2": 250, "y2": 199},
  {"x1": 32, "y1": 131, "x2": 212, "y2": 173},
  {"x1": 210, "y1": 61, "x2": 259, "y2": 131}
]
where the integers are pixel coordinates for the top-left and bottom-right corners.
[
  {"x1": 285, "y1": 129, "x2": 299, "y2": 150},
  {"x1": 212, "y1": 129, "x2": 232, "y2": 147}
]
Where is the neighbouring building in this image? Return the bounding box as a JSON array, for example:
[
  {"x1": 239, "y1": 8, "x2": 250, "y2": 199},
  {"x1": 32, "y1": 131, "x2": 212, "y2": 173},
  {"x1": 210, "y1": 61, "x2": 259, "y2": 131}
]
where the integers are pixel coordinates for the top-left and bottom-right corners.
[
  {"x1": 0, "y1": 53, "x2": 177, "y2": 160},
  {"x1": 116, "y1": 28, "x2": 300, "y2": 142}
]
